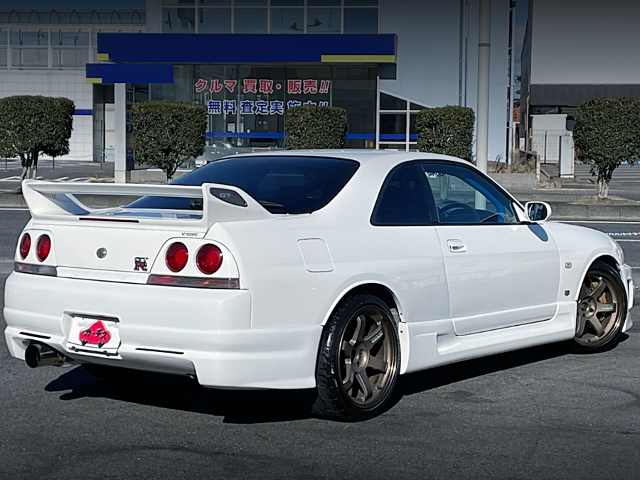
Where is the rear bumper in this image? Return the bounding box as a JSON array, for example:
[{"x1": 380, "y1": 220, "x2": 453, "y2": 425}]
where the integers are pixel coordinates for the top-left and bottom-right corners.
[{"x1": 4, "y1": 272, "x2": 320, "y2": 389}]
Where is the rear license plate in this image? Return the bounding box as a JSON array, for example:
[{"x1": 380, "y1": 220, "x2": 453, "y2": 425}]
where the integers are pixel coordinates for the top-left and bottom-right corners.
[{"x1": 67, "y1": 317, "x2": 120, "y2": 355}]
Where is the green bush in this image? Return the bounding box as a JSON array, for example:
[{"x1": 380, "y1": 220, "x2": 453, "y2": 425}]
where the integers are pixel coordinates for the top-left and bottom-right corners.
[
  {"x1": 416, "y1": 106, "x2": 475, "y2": 161},
  {"x1": 0, "y1": 95, "x2": 75, "y2": 180},
  {"x1": 285, "y1": 105, "x2": 347, "y2": 149},
  {"x1": 132, "y1": 101, "x2": 207, "y2": 181},
  {"x1": 573, "y1": 97, "x2": 640, "y2": 199}
]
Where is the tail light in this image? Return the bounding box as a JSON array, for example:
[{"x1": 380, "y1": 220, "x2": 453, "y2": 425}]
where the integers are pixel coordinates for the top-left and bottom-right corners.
[
  {"x1": 19, "y1": 233, "x2": 31, "y2": 259},
  {"x1": 196, "y1": 244, "x2": 223, "y2": 275},
  {"x1": 166, "y1": 242, "x2": 188, "y2": 272},
  {"x1": 36, "y1": 235, "x2": 51, "y2": 262}
]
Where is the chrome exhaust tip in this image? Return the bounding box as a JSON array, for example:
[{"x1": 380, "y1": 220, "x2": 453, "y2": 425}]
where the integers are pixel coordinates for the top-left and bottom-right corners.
[{"x1": 25, "y1": 342, "x2": 67, "y2": 368}]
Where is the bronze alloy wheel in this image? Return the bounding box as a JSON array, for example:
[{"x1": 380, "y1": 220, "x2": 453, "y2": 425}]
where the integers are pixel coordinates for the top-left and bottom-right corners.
[
  {"x1": 312, "y1": 293, "x2": 400, "y2": 421},
  {"x1": 337, "y1": 306, "x2": 398, "y2": 408},
  {"x1": 574, "y1": 261, "x2": 627, "y2": 351}
]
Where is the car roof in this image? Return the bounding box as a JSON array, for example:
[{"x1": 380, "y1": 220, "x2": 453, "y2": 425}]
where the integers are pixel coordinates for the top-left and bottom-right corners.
[{"x1": 228, "y1": 149, "x2": 477, "y2": 172}]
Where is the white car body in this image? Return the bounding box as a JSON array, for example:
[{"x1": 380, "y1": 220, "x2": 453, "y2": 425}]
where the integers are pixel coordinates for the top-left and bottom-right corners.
[{"x1": 4, "y1": 151, "x2": 634, "y2": 393}]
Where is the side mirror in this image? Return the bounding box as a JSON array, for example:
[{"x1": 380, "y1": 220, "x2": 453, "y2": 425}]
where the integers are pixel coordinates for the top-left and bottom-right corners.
[{"x1": 525, "y1": 201, "x2": 551, "y2": 222}]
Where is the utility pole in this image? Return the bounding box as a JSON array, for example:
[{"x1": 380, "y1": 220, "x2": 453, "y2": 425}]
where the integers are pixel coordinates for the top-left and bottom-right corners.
[{"x1": 476, "y1": 0, "x2": 491, "y2": 174}]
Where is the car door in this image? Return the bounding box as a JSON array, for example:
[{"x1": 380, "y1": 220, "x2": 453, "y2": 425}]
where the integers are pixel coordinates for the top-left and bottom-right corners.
[
  {"x1": 421, "y1": 161, "x2": 561, "y2": 336},
  {"x1": 370, "y1": 163, "x2": 450, "y2": 328}
]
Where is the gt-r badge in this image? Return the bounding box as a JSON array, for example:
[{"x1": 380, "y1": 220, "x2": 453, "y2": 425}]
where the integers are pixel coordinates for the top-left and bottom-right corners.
[
  {"x1": 134, "y1": 257, "x2": 148, "y2": 271},
  {"x1": 96, "y1": 247, "x2": 107, "y2": 259}
]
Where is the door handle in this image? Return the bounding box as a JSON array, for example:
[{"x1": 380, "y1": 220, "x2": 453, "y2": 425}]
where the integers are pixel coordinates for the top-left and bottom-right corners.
[{"x1": 447, "y1": 239, "x2": 467, "y2": 253}]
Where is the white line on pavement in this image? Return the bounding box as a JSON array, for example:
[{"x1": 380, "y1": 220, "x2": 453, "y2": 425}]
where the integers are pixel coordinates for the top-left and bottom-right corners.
[{"x1": 0, "y1": 207, "x2": 28, "y2": 211}]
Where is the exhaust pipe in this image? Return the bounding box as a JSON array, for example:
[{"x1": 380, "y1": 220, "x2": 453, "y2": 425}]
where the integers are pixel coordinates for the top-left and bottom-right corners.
[{"x1": 25, "y1": 342, "x2": 67, "y2": 368}]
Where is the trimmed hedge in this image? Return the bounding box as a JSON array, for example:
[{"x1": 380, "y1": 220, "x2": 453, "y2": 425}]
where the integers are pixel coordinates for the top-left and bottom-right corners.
[
  {"x1": 132, "y1": 101, "x2": 207, "y2": 181},
  {"x1": 574, "y1": 97, "x2": 640, "y2": 199},
  {"x1": 285, "y1": 105, "x2": 347, "y2": 149},
  {"x1": 0, "y1": 95, "x2": 75, "y2": 178},
  {"x1": 416, "y1": 105, "x2": 475, "y2": 161}
]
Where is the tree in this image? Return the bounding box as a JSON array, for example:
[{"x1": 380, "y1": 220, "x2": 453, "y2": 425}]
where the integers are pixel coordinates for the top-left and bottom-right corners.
[
  {"x1": 573, "y1": 97, "x2": 640, "y2": 199},
  {"x1": 132, "y1": 101, "x2": 207, "y2": 182},
  {"x1": 415, "y1": 106, "x2": 475, "y2": 161},
  {"x1": 0, "y1": 95, "x2": 75, "y2": 181},
  {"x1": 285, "y1": 105, "x2": 347, "y2": 149}
]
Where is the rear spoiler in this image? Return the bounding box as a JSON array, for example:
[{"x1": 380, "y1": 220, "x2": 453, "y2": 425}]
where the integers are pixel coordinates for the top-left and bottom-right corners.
[{"x1": 22, "y1": 180, "x2": 271, "y2": 230}]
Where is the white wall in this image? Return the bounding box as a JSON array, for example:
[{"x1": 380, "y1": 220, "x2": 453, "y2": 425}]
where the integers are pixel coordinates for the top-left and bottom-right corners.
[
  {"x1": 380, "y1": 0, "x2": 510, "y2": 162},
  {"x1": 0, "y1": 71, "x2": 93, "y2": 161},
  {"x1": 531, "y1": 0, "x2": 640, "y2": 85}
]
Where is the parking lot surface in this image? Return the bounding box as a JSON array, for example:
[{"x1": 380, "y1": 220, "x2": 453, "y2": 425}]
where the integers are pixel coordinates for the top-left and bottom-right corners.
[{"x1": 1, "y1": 210, "x2": 640, "y2": 480}]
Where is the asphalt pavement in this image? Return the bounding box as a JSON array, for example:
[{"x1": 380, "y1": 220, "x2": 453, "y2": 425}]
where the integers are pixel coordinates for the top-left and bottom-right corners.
[{"x1": 1, "y1": 209, "x2": 640, "y2": 479}]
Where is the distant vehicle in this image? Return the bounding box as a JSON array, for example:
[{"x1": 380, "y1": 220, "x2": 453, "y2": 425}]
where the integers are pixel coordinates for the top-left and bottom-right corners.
[
  {"x1": 5, "y1": 151, "x2": 634, "y2": 421},
  {"x1": 194, "y1": 141, "x2": 243, "y2": 167}
]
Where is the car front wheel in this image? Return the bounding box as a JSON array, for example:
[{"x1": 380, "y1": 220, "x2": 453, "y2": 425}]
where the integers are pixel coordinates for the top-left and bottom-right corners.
[
  {"x1": 573, "y1": 261, "x2": 627, "y2": 352},
  {"x1": 312, "y1": 293, "x2": 400, "y2": 421}
]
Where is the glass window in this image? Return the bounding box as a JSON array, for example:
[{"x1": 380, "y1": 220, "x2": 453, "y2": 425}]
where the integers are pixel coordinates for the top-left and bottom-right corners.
[
  {"x1": 271, "y1": 8, "x2": 304, "y2": 33},
  {"x1": 345, "y1": 0, "x2": 378, "y2": 4},
  {"x1": 380, "y1": 114, "x2": 406, "y2": 136},
  {"x1": 307, "y1": 0, "x2": 341, "y2": 5},
  {"x1": 163, "y1": 0, "x2": 195, "y2": 5},
  {"x1": 421, "y1": 163, "x2": 517, "y2": 224},
  {"x1": 163, "y1": 8, "x2": 196, "y2": 33},
  {"x1": 12, "y1": 48, "x2": 48, "y2": 67},
  {"x1": 199, "y1": 0, "x2": 230, "y2": 4},
  {"x1": 344, "y1": 8, "x2": 378, "y2": 33},
  {"x1": 199, "y1": 8, "x2": 231, "y2": 32},
  {"x1": 52, "y1": 31, "x2": 89, "y2": 46},
  {"x1": 380, "y1": 92, "x2": 406, "y2": 111},
  {"x1": 371, "y1": 163, "x2": 432, "y2": 226},
  {"x1": 272, "y1": 0, "x2": 303, "y2": 4},
  {"x1": 52, "y1": 48, "x2": 88, "y2": 68},
  {"x1": 235, "y1": 0, "x2": 267, "y2": 5},
  {"x1": 307, "y1": 8, "x2": 340, "y2": 32},
  {"x1": 234, "y1": 8, "x2": 267, "y2": 33},
  {"x1": 12, "y1": 30, "x2": 48, "y2": 46},
  {"x1": 128, "y1": 156, "x2": 360, "y2": 215},
  {"x1": 0, "y1": 31, "x2": 6, "y2": 46}
]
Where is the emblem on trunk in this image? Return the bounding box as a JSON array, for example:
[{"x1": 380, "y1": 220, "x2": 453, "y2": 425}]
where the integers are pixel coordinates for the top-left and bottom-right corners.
[
  {"x1": 96, "y1": 248, "x2": 107, "y2": 259},
  {"x1": 134, "y1": 257, "x2": 148, "y2": 271}
]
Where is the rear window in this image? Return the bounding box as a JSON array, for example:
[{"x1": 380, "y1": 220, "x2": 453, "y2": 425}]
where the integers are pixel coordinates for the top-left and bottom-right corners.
[{"x1": 127, "y1": 156, "x2": 359, "y2": 214}]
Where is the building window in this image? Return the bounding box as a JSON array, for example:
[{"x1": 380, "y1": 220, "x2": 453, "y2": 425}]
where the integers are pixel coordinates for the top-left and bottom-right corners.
[
  {"x1": 378, "y1": 91, "x2": 428, "y2": 151},
  {"x1": 234, "y1": 8, "x2": 268, "y2": 33},
  {"x1": 270, "y1": 8, "x2": 304, "y2": 33},
  {"x1": 161, "y1": 0, "x2": 377, "y2": 34}
]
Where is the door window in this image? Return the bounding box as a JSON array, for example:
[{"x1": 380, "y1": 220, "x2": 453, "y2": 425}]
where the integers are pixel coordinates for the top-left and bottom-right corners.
[{"x1": 421, "y1": 163, "x2": 517, "y2": 224}]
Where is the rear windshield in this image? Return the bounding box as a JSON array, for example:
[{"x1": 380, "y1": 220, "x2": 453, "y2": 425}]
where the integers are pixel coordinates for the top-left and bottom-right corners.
[{"x1": 127, "y1": 155, "x2": 359, "y2": 214}]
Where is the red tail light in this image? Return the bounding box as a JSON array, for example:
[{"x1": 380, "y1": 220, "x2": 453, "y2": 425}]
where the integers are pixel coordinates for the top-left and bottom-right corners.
[
  {"x1": 36, "y1": 235, "x2": 51, "y2": 262},
  {"x1": 19, "y1": 233, "x2": 31, "y2": 259},
  {"x1": 196, "y1": 244, "x2": 223, "y2": 275},
  {"x1": 166, "y1": 242, "x2": 188, "y2": 272}
]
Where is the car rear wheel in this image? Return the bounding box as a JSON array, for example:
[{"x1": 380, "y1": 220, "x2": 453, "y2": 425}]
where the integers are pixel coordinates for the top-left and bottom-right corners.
[
  {"x1": 573, "y1": 261, "x2": 627, "y2": 352},
  {"x1": 312, "y1": 293, "x2": 400, "y2": 421}
]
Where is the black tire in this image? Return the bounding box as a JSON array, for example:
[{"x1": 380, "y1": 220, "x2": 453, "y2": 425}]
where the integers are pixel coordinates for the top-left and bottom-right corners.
[
  {"x1": 311, "y1": 293, "x2": 400, "y2": 421},
  {"x1": 572, "y1": 261, "x2": 627, "y2": 353}
]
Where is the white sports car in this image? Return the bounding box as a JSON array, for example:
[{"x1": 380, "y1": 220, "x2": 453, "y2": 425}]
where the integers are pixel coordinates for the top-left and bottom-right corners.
[{"x1": 4, "y1": 151, "x2": 634, "y2": 421}]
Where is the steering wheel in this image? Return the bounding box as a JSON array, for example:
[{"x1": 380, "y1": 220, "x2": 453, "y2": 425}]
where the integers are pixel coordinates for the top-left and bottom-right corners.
[{"x1": 439, "y1": 202, "x2": 480, "y2": 223}]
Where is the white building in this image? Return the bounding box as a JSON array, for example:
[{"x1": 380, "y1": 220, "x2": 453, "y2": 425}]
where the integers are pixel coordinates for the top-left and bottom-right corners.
[
  {"x1": 1, "y1": 0, "x2": 512, "y2": 171},
  {"x1": 521, "y1": 0, "x2": 640, "y2": 161}
]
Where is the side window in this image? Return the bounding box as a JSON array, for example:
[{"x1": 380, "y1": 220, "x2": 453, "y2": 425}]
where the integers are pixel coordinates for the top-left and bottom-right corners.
[
  {"x1": 421, "y1": 163, "x2": 517, "y2": 224},
  {"x1": 371, "y1": 163, "x2": 432, "y2": 226}
]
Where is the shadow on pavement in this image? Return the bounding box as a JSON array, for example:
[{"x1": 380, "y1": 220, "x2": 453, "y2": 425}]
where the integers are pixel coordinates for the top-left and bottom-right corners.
[
  {"x1": 44, "y1": 335, "x2": 629, "y2": 424},
  {"x1": 45, "y1": 366, "x2": 317, "y2": 424}
]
